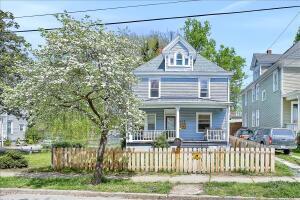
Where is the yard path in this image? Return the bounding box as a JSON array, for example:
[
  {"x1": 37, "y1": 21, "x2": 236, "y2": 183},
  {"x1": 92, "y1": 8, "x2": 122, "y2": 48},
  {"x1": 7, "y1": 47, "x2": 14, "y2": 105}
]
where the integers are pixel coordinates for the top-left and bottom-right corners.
[{"x1": 275, "y1": 157, "x2": 300, "y2": 177}]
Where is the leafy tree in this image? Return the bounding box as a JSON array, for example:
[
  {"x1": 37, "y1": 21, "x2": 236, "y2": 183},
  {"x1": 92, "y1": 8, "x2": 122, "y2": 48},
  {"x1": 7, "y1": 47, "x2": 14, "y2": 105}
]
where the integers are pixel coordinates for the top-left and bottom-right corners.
[
  {"x1": 0, "y1": 11, "x2": 29, "y2": 115},
  {"x1": 183, "y1": 18, "x2": 246, "y2": 110},
  {"x1": 294, "y1": 27, "x2": 300, "y2": 43},
  {"x1": 141, "y1": 37, "x2": 160, "y2": 62},
  {"x1": 3, "y1": 14, "x2": 143, "y2": 184}
]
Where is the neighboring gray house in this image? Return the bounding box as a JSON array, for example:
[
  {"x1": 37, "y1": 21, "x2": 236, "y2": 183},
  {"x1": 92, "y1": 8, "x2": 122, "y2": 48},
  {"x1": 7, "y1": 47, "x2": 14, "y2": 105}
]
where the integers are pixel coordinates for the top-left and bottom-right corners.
[
  {"x1": 0, "y1": 113, "x2": 27, "y2": 142},
  {"x1": 127, "y1": 36, "x2": 232, "y2": 148},
  {"x1": 241, "y1": 42, "x2": 300, "y2": 133}
]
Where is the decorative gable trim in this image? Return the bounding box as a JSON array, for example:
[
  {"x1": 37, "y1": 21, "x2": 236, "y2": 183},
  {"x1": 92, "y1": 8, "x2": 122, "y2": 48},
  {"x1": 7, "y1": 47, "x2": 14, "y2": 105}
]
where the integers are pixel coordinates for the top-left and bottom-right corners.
[{"x1": 162, "y1": 35, "x2": 196, "y2": 57}]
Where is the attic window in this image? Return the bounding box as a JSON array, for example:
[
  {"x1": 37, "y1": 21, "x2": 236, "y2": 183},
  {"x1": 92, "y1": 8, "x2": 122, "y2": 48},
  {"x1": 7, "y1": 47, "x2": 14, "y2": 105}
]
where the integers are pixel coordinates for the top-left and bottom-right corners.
[{"x1": 176, "y1": 53, "x2": 183, "y2": 65}]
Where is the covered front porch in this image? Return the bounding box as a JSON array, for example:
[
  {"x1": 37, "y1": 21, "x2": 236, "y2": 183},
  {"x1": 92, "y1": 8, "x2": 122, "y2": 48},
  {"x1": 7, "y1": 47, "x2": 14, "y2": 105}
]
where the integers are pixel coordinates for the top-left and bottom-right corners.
[
  {"x1": 127, "y1": 104, "x2": 230, "y2": 147},
  {"x1": 283, "y1": 90, "x2": 300, "y2": 132}
]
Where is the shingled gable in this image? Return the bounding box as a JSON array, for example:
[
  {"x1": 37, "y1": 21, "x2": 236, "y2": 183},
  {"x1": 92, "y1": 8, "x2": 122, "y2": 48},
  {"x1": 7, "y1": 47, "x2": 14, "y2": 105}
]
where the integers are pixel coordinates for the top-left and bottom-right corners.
[{"x1": 134, "y1": 35, "x2": 231, "y2": 75}]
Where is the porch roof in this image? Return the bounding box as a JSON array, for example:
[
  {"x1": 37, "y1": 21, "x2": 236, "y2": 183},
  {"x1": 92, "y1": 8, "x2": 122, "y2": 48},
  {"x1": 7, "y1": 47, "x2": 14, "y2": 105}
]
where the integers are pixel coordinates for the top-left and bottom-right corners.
[
  {"x1": 140, "y1": 97, "x2": 231, "y2": 108},
  {"x1": 284, "y1": 90, "x2": 300, "y2": 101}
]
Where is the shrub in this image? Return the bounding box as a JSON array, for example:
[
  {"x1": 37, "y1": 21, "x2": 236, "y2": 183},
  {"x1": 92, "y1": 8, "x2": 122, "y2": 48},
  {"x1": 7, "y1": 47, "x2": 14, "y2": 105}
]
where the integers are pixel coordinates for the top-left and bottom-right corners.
[
  {"x1": 152, "y1": 133, "x2": 170, "y2": 148},
  {"x1": 52, "y1": 141, "x2": 84, "y2": 148},
  {"x1": 0, "y1": 150, "x2": 28, "y2": 169},
  {"x1": 4, "y1": 139, "x2": 12, "y2": 146},
  {"x1": 25, "y1": 127, "x2": 43, "y2": 144}
]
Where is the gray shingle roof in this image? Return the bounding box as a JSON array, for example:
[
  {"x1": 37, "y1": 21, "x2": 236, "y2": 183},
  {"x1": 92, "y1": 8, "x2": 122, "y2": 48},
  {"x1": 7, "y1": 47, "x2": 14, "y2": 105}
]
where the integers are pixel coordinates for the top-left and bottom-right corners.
[
  {"x1": 250, "y1": 53, "x2": 282, "y2": 69},
  {"x1": 134, "y1": 54, "x2": 229, "y2": 74}
]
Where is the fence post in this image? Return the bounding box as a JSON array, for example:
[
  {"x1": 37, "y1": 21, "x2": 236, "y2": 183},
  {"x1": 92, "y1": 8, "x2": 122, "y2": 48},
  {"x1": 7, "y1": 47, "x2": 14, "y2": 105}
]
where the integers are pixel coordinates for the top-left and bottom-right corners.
[{"x1": 270, "y1": 148, "x2": 275, "y2": 172}]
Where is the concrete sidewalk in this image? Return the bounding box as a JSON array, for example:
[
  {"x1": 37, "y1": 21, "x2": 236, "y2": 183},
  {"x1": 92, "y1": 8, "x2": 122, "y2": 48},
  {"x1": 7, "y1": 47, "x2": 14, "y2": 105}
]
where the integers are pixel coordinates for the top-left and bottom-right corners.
[{"x1": 131, "y1": 174, "x2": 300, "y2": 183}]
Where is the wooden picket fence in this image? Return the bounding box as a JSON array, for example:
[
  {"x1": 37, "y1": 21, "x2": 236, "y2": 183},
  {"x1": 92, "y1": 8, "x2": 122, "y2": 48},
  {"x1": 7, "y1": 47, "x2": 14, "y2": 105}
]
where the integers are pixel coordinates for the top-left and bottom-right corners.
[{"x1": 52, "y1": 147, "x2": 275, "y2": 173}]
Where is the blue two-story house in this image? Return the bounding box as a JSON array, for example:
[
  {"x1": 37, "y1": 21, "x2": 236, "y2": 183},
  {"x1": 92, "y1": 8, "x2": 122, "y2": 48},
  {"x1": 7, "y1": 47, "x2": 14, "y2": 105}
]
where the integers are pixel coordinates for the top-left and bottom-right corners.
[{"x1": 127, "y1": 36, "x2": 232, "y2": 148}]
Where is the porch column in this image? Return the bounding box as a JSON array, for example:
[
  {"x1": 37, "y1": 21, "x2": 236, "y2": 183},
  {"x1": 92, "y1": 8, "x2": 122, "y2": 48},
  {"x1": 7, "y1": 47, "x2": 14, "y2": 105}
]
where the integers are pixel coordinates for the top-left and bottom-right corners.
[
  {"x1": 296, "y1": 96, "x2": 300, "y2": 132},
  {"x1": 176, "y1": 106, "x2": 180, "y2": 138}
]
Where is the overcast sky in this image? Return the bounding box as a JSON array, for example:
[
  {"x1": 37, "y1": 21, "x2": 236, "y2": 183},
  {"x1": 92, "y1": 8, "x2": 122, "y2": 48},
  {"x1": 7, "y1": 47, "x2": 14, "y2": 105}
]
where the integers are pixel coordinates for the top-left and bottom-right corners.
[{"x1": 2, "y1": 0, "x2": 300, "y2": 87}]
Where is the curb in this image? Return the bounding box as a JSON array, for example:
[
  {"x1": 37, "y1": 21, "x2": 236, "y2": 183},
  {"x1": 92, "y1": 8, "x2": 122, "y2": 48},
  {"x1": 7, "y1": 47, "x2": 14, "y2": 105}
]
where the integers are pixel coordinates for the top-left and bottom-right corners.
[{"x1": 0, "y1": 188, "x2": 294, "y2": 200}]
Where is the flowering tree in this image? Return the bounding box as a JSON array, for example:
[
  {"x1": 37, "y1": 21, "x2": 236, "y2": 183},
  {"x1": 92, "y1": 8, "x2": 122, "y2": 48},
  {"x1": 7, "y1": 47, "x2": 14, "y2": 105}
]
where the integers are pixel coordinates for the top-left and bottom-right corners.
[{"x1": 3, "y1": 14, "x2": 143, "y2": 184}]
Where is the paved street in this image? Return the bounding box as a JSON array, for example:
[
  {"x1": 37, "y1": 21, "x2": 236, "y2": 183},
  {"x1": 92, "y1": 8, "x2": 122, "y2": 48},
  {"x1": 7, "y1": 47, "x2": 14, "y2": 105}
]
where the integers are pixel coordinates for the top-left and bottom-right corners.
[{"x1": 0, "y1": 194, "x2": 139, "y2": 200}]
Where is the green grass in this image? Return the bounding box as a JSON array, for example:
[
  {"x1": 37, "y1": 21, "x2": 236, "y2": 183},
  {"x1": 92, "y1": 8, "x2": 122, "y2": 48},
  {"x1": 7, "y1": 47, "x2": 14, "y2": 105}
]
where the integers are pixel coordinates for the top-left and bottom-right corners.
[
  {"x1": 276, "y1": 152, "x2": 300, "y2": 165},
  {"x1": 274, "y1": 161, "x2": 294, "y2": 176},
  {"x1": 204, "y1": 182, "x2": 300, "y2": 198},
  {"x1": 24, "y1": 152, "x2": 51, "y2": 169},
  {"x1": 0, "y1": 176, "x2": 172, "y2": 194}
]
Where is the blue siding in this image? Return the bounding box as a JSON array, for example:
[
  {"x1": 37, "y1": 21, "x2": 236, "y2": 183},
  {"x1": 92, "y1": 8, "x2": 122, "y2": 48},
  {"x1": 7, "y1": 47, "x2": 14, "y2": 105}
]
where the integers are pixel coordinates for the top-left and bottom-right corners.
[
  {"x1": 141, "y1": 108, "x2": 227, "y2": 141},
  {"x1": 134, "y1": 76, "x2": 229, "y2": 101}
]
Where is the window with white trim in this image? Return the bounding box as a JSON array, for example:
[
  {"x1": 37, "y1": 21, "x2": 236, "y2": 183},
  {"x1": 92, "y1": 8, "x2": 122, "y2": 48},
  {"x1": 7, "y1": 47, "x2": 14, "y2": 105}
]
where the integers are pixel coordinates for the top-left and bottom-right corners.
[
  {"x1": 255, "y1": 84, "x2": 259, "y2": 101},
  {"x1": 256, "y1": 109, "x2": 260, "y2": 127},
  {"x1": 19, "y1": 124, "x2": 25, "y2": 132},
  {"x1": 244, "y1": 93, "x2": 248, "y2": 106},
  {"x1": 149, "y1": 79, "x2": 160, "y2": 98},
  {"x1": 176, "y1": 53, "x2": 183, "y2": 65},
  {"x1": 252, "y1": 111, "x2": 255, "y2": 127},
  {"x1": 199, "y1": 79, "x2": 210, "y2": 98},
  {"x1": 244, "y1": 112, "x2": 248, "y2": 127},
  {"x1": 196, "y1": 113, "x2": 211, "y2": 133},
  {"x1": 252, "y1": 88, "x2": 255, "y2": 102},
  {"x1": 146, "y1": 114, "x2": 156, "y2": 130},
  {"x1": 262, "y1": 90, "x2": 266, "y2": 101},
  {"x1": 273, "y1": 70, "x2": 279, "y2": 92},
  {"x1": 7, "y1": 120, "x2": 12, "y2": 135}
]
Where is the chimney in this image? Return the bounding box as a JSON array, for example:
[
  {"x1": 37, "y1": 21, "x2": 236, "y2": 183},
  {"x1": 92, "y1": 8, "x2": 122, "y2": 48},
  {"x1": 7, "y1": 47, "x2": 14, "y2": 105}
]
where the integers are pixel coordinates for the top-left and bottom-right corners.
[{"x1": 266, "y1": 49, "x2": 272, "y2": 54}]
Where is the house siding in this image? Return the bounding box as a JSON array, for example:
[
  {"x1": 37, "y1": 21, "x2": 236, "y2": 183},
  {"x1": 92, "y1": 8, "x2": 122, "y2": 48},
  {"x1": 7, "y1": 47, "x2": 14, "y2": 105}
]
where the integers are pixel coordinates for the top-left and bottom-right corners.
[
  {"x1": 134, "y1": 76, "x2": 228, "y2": 101},
  {"x1": 282, "y1": 67, "x2": 300, "y2": 95},
  {"x1": 242, "y1": 68, "x2": 282, "y2": 128},
  {"x1": 0, "y1": 114, "x2": 27, "y2": 141}
]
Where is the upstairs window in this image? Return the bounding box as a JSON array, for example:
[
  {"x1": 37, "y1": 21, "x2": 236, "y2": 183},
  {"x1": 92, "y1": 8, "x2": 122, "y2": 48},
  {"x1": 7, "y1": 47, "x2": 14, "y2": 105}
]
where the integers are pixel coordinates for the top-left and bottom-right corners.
[
  {"x1": 244, "y1": 93, "x2": 248, "y2": 106},
  {"x1": 199, "y1": 78, "x2": 210, "y2": 98},
  {"x1": 262, "y1": 90, "x2": 266, "y2": 101},
  {"x1": 149, "y1": 79, "x2": 160, "y2": 98},
  {"x1": 176, "y1": 53, "x2": 183, "y2": 65},
  {"x1": 19, "y1": 124, "x2": 25, "y2": 132},
  {"x1": 252, "y1": 88, "x2": 255, "y2": 102},
  {"x1": 273, "y1": 70, "x2": 279, "y2": 92},
  {"x1": 255, "y1": 84, "x2": 259, "y2": 101}
]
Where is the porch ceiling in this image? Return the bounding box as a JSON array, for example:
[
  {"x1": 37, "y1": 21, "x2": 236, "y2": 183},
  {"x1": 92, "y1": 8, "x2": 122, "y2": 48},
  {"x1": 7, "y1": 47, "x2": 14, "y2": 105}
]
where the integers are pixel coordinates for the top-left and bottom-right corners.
[{"x1": 284, "y1": 90, "x2": 300, "y2": 101}]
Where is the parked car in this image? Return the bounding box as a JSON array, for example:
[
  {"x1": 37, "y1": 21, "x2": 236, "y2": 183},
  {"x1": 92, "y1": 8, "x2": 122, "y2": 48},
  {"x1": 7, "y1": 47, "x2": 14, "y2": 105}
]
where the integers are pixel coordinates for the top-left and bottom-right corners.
[
  {"x1": 235, "y1": 128, "x2": 254, "y2": 140},
  {"x1": 252, "y1": 128, "x2": 297, "y2": 154}
]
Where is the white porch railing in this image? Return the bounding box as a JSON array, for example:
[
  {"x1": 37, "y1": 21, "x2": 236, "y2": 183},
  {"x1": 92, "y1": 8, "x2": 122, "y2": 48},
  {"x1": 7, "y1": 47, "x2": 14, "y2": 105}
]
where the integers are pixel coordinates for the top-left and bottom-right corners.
[
  {"x1": 285, "y1": 123, "x2": 298, "y2": 132},
  {"x1": 128, "y1": 130, "x2": 176, "y2": 142},
  {"x1": 206, "y1": 129, "x2": 226, "y2": 141}
]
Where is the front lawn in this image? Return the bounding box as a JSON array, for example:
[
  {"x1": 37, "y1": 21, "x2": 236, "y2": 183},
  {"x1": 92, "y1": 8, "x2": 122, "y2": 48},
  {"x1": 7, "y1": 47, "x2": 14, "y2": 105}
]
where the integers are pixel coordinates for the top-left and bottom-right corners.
[
  {"x1": 0, "y1": 176, "x2": 172, "y2": 194},
  {"x1": 274, "y1": 161, "x2": 294, "y2": 176},
  {"x1": 204, "y1": 181, "x2": 300, "y2": 198}
]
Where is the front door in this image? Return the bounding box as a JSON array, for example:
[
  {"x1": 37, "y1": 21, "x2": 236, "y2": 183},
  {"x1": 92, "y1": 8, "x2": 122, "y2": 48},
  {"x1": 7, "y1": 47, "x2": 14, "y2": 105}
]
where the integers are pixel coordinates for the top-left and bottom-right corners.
[
  {"x1": 292, "y1": 103, "x2": 298, "y2": 124},
  {"x1": 166, "y1": 116, "x2": 176, "y2": 130}
]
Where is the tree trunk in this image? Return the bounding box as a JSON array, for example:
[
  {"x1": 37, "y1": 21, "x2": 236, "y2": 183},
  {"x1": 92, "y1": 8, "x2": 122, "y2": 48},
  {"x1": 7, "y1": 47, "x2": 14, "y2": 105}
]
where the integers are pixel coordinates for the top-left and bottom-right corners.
[{"x1": 91, "y1": 131, "x2": 108, "y2": 185}]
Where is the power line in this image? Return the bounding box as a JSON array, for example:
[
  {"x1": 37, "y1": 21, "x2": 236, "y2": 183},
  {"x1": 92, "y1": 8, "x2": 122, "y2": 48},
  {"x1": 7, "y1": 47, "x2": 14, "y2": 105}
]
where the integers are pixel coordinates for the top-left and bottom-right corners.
[
  {"x1": 11, "y1": 5, "x2": 300, "y2": 33},
  {"x1": 268, "y1": 11, "x2": 300, "y2": 49},
  {"x1": 14, "y1": 0, "x2": 201, "y2": 19}
]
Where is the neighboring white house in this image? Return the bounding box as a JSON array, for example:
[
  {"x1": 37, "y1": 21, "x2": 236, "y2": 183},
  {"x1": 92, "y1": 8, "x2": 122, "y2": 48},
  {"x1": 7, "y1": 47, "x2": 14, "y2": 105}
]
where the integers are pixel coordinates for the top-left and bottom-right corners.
[{"x1": 0, "y1": 113, "x2": 27, "y2": 143}]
